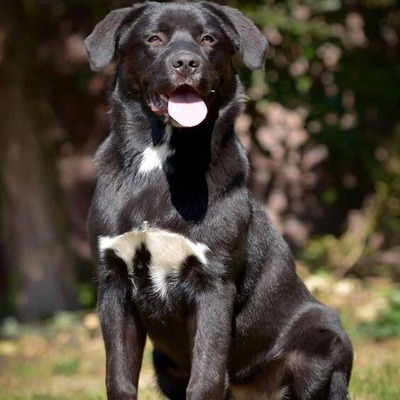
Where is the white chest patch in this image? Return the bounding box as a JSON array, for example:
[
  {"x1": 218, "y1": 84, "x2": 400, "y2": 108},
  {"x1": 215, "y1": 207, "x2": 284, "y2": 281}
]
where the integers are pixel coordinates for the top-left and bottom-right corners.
[
  {"x1": 99, "y1": 227, "x2": 209, "y2": 298},
  {"x1": 139, "y1": 143, "x2": 175, "y2": 173}
]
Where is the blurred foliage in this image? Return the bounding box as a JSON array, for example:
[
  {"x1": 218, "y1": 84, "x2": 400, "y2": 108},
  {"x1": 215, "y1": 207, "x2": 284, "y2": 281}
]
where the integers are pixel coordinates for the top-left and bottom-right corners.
[
  {"x1": 1, "y1": 0, "x2": 399, "y2": 320},
  {"x1": 77, "y1": 284, "x2": 97, "y2": 309},
  {"x1": 358, "y1": 289, "x2": 400, "y2": 340},
  {"x1": 298, "y1": 131, "x2": 400, "y2": 276},
  {"x1": 233, "y1": 0, "x2": 400, "y2": 272}
]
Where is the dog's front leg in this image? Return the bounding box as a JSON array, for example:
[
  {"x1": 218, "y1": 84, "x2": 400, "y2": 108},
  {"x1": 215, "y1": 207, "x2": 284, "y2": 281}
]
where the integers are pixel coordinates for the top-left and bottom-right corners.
[
  {"x1": 186, "y1": 281, "x2": 235, "y2": 400},
  {"x1": 98, "y1": 266, "x2": 146, "y2": 400}
]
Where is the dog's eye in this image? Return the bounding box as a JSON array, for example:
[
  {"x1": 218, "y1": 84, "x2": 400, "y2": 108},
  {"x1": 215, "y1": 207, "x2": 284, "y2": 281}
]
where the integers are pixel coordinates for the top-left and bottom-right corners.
[
  {"x1": 147, "y1": 35, "x2": 163, "y2": 45},
  {"x1": 201, "y1": 35, "x2": 215, "y2": 45}
]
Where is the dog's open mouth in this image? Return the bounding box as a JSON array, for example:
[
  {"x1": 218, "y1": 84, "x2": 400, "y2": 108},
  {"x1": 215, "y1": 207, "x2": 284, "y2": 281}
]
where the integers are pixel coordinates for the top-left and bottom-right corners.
[{"x1": 148, "y1": 85, "x2": 208, "y2": 128}]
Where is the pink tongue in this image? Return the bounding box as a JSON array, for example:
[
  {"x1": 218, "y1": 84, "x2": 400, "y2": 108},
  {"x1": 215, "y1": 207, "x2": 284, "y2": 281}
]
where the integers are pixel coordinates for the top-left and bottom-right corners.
[{"x1": 168, "y1": 88, "x2": 208, "y2": 127}]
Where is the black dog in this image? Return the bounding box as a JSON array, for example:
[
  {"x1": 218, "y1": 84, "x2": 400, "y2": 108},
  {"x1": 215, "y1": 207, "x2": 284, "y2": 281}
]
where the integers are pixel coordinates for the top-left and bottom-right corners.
[{"x1": 86, "y1": 2, "x2": 353, "y2": 399}]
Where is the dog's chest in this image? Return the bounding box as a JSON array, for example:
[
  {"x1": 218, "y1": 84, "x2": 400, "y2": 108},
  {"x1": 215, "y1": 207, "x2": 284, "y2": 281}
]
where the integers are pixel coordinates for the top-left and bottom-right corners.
[
  {"x1": 137, "y1": 141, "x2": 175, "y2": 174},
  {"x1": 99, "y1": 226, "x2": 210, "y2": 300}
]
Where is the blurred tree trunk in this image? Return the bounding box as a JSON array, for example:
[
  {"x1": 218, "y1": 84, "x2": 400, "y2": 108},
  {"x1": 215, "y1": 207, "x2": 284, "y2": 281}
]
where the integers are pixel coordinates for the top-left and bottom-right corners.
[{"x1": 0, "y1": 1, "x2": 77, "y2": 321}]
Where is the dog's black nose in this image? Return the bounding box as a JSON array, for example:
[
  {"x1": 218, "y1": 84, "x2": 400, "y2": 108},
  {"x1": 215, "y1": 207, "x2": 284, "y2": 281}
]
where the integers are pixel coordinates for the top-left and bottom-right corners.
[{"x1": 170, "y1": 52, "x2": 201, "y2": 75}]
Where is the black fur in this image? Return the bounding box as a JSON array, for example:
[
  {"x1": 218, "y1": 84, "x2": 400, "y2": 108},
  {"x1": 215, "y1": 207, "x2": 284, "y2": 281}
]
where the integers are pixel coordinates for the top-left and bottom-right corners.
[{"x1": 86, "y1": 2, "x2": 353, "y2": 400}]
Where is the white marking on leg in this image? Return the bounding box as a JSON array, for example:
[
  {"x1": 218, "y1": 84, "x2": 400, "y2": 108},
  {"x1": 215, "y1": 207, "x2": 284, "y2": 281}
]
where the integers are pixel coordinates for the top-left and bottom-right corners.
[
  {"x1": 99, "y1": 227, "x2": 209, "y2": 298},
  {"x1": 139, "y1": 143, "x2": 175, "y2": 173},
  {"x1": 99, "y1": 232, "x2": 146, "y2": 272}
]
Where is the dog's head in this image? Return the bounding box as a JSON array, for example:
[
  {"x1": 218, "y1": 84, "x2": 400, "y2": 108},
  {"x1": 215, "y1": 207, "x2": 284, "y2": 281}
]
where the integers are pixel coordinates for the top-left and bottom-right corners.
[{"x1": 86, "y1": 2, "x2": 268, "y2": 128}]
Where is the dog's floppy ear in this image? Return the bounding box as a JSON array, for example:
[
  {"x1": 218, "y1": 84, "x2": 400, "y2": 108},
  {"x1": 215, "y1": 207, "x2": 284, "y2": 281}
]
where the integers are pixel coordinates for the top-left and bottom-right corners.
[
  {"x1": 85, "y1": 6, "x2": 143, "y2": 71},
  {"x1": 202, "y1": 2, "x2": 268, "y2": 70}
]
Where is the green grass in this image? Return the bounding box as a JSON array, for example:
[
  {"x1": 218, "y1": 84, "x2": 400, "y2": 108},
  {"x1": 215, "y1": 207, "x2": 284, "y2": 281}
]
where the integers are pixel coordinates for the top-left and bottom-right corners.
[
  {"x1": 52, "y1": 357, "x2": 81, "y2": 376},
  {"x1": 0, "y1": 313, "x2": 399, "y2": 400},
  {"x1": 350, "y1": 363, "x2": 400, "y2": 400}
]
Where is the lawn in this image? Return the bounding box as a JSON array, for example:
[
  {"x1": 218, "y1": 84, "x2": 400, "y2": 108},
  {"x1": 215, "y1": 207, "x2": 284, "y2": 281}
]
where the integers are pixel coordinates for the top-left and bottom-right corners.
[{"x1": 0, "y1": 310, "x2": 399, "y2": 400}]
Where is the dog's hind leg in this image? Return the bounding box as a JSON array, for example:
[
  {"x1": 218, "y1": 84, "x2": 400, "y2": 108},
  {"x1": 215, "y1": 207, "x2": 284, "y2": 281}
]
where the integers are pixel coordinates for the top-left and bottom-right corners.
[
  {"x1": 284, "y1": 305, "x2": 353, "y2": 400},
  {"x1": 327, "y1": 370, "x2": 351, "y2": 400}
]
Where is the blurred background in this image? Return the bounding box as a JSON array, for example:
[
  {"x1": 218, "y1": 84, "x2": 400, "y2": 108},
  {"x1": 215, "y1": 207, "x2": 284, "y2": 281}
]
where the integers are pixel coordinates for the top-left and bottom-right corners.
[{"x1": 0, "y1": 0, "x2": 399, "y2": 399}]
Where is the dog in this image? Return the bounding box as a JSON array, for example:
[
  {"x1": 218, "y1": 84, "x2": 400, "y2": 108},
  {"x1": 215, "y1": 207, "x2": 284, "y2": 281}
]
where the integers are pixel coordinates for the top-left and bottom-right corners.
[{"x1": 85, "y1": 2, "x2": 353, "y2": 399}]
